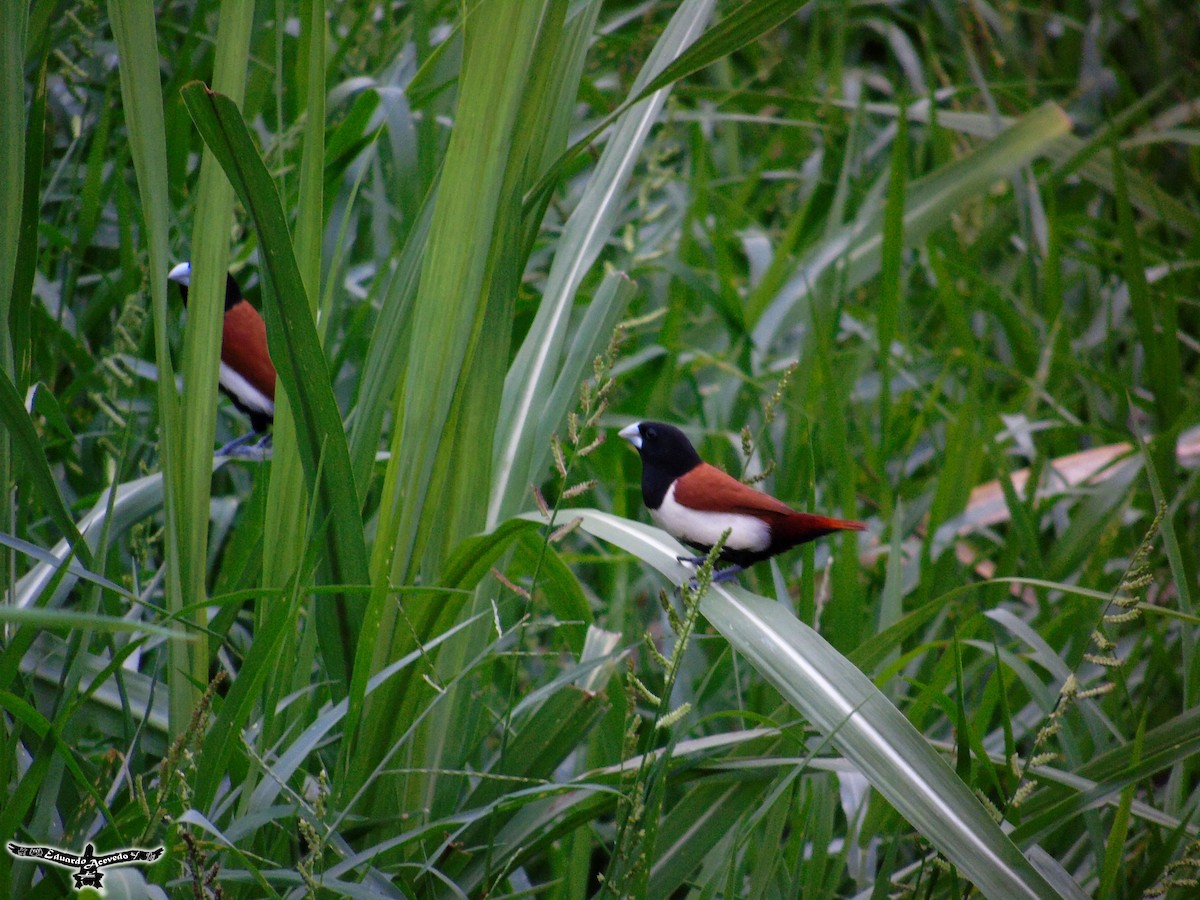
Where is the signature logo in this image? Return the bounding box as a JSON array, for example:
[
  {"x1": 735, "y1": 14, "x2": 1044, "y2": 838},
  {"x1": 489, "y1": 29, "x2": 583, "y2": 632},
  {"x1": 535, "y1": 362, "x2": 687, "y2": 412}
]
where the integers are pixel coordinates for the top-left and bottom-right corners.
[{"x1": 7, "y1": 841, "x2": 163, "y2": 891}]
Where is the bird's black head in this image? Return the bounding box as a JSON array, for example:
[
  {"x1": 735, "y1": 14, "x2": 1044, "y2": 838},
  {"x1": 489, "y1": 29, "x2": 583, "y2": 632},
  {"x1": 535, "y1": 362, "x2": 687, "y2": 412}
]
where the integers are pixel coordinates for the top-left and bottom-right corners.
[
  {"x1": 619, "y1": 421, "x2": 703, "y2": 508},
  {"x1": 167, "y1": 261, "x2": 245, "y2": 312}
]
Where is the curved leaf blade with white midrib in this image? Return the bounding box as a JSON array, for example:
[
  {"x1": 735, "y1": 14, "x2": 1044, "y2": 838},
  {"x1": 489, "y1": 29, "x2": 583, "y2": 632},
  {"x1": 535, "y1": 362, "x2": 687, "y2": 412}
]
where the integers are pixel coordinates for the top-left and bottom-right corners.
[{"x1": 536, "y1": 508, "x2": 1083, "y2": 900}]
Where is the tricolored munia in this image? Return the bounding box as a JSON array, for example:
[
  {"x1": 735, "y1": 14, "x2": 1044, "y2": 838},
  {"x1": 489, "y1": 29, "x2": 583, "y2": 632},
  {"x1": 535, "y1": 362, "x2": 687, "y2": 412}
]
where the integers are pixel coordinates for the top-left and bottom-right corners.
[
  {"x1": 168, "y1": 261, "x2": 275, "y2": 456},
  {"x1": 620, "y1": 421, "x2": 865, "y2": 582}
]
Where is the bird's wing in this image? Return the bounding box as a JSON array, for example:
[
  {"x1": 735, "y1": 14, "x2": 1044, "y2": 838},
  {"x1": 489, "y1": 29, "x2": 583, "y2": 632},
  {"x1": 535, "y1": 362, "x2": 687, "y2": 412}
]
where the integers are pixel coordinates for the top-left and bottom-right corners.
[
  {"x1": 675, "y1": 463, "x2": 866, "y2": 542},
  {"x1": 221, "y1": 301, "x2": 277, "y2": 401},
  {"x1": 672, "y1": 463, "x2": 797, "y2": 517}
]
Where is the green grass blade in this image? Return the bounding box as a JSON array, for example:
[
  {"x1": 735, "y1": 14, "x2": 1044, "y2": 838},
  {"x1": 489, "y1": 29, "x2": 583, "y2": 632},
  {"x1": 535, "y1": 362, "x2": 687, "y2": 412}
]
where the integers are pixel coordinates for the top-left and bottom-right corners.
[
  {"x1": 631, "y1": 0, "x2": 809, "y2": 106},
  {"x1": 0, "y1": 605, "x2": 185, "y2": 638},
  {"x1": 346, "y1": 193, "x2": 431, "y2": 495},
  {"x1": 109, "y1": 0, "x2": 211, "y2": 736},
  {"x1": 1010, "y1": 706, "x2": 1200, "y2": 844},
  {"x1": 524, "y1": 0, "x2": 806, "y2": 212},
  {"x1": 1114, "y1": 142, "x2": 1182, "y2": 432},
  {"x1": 180, "y1": 81, "x2": 370, "y2": 688},
  {"x1": 256, "y1": 0, "x2": 332, "y2": 734},
  {"x1": 0, "y1": 0, "x2": 28, "y2": 639},
  {"x1": 11, "y1": 465, "x2": 222, "y2": 610},
  {"x1": 353, "y1": 4, "x2": 563, "y2": 786},
  {"x1": 192, "y1": 564, "x2": 306, "y2": 809},
  {"x1": 873, "y1": 99, "x2": 1198, "y2": 235},
  {"x1": 1097, "y1": 718, "x2": 1142, "y2": 897},
  {"x1": 0, "y1": 370, "x2": 92, "y2": 567},
  {"x1": 490, "y1": 0, "x2": 716, "y2": 525},
  {"x1": 177, "y1": 5, "x2": 255, "y2": 735},
  {"x1": 648, "y1": 779, "x2": 775, "y2": 898},
  {"x1": 376, "y1": 0, "x2": 555, "y2": 583},
  {"x1": 0, "y1": 532, "x2": 128, "y2": 601},
  {"x1": 261, "y1": 0, "x2": 331, "y2": 587},
  {"x1": 9, "y1": 51, "x2": 46, "y2": 391},
  {"x1": 876, "y1": 106, "x2": 907, "y2": 497},
  {"x1": 0, "y1": 0, "x2": 24, "y2": 337},
  {"x1": 462, "y1": 685, "x2": 609, "y2": 814},
  {"x1": 495, "y1": 270, "x2": 636, "y2": 523},
  {"x1": 752, "y1": 102, "x2": 1073, "y2": 340}
]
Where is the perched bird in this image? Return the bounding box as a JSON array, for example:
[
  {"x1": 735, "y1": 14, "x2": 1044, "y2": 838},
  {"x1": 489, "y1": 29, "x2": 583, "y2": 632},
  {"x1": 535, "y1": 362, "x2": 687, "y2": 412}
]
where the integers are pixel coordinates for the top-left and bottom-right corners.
[
  {"x1": 619, "y1": 421, "x2": 865, "y2": 581},
  {"x1": 167, "y1": 261, "x2": 276, "y2": 455}
]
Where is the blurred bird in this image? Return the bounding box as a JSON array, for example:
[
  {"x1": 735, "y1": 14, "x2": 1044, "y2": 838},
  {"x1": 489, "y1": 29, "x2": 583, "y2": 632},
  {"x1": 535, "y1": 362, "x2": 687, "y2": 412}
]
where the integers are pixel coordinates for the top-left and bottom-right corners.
[
  {"x1": 168, "y1": 261, "x2": 275, "y2": 456},
  {"x1": 619, "y1": 421, "x2": 865, "y2": 582}
]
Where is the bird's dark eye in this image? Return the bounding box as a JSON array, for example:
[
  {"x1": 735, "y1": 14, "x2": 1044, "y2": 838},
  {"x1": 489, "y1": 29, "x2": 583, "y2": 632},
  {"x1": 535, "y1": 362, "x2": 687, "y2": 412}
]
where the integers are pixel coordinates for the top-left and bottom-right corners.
[{"x1": 644, "y1": 426, "x2": 657, "y2": 440}]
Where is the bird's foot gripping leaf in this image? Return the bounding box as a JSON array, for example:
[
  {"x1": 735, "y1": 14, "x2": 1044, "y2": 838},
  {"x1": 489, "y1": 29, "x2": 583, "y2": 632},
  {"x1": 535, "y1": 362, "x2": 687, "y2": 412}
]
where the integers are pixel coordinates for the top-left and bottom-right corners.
[
  {"x1": 675, "y1": 554, "x2": 743, "y2": 587},
  {"x1": 217, "y1": 432, "x2": 273, "y2": 460}
]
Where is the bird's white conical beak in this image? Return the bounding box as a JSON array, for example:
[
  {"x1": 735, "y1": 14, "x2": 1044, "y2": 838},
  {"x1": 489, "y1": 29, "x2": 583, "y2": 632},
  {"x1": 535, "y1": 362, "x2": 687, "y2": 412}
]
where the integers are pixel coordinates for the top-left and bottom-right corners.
[
  {"x1": 167, "y1": 261, "x2": 191, "y2": 285},
  {"x1": 618, "y1": 422, "x2": 642, "y2": 449}
]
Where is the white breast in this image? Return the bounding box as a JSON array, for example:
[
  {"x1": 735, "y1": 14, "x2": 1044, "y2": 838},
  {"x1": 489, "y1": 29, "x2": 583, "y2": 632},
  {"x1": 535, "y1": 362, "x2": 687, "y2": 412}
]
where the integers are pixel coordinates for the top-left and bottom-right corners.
[
  {"x1": 650, "y1": 482, "x2": 770, "y2": 552},
  {"x1": 219, "y1": 362, "x2": 275, "y2": 416}
]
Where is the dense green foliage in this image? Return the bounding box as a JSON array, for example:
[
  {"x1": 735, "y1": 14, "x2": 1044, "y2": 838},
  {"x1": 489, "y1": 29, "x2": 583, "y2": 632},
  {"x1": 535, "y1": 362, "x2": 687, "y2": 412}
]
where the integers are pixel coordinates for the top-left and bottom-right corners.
[{"x1": 3, "y1": 1, "x2": 1199, "y2": 897}]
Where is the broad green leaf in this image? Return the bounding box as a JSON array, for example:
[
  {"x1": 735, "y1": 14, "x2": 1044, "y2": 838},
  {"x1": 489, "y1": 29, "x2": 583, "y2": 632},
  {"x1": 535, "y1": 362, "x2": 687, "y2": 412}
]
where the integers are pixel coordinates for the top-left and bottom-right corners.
[
  {"x1": 352, "y1": 0, "x2": 560, "y2": 816},
  {"x1": 346, "y1": 193, "x2": 431, "y2": 494},
  {"x1": 180, "y1": 81, "x2": 370, "y2": 690},
  {"x1": 372, "y1": 0, "x2": 558, "y2": 588}
]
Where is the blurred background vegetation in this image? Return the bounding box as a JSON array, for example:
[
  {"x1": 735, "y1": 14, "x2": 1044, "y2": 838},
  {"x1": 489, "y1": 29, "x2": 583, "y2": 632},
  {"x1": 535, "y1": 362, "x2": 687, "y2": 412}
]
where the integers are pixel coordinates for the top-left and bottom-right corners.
[{"x1": 2, "y1": 0, "x2": 1199, "y2": 896}]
